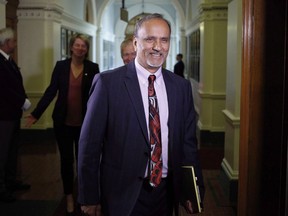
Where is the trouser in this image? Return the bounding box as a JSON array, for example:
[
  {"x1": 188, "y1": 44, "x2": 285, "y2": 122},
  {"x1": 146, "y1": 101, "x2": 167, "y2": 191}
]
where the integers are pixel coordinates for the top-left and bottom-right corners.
[
  {"x1": 130, "y1": 177, "x2": 174, "y2": 216},
  {"x1": 54, "y1": 122, "x2": 81, "y2": 195},
  {"x1": 0, "y1": 120, "x2": 20, "y2": 192}
]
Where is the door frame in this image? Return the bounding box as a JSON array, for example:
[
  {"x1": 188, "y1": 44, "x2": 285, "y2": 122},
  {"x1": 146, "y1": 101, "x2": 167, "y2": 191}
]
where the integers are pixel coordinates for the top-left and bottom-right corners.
[{"x1": 239, "y1": 0, "x2": 288, "y2": 215}]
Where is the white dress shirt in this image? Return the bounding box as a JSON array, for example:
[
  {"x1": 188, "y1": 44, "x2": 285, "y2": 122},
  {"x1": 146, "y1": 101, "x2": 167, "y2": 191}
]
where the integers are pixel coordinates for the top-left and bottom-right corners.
[{"x1": 135, "y1": 60, "x2": 169, "y2": 178}]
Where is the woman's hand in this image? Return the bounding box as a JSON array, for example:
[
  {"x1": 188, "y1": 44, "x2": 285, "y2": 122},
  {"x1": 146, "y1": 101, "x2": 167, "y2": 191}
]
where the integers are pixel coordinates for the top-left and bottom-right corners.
[{"x1": 24, "y1": 114, "x2": 37, "y2": 128}]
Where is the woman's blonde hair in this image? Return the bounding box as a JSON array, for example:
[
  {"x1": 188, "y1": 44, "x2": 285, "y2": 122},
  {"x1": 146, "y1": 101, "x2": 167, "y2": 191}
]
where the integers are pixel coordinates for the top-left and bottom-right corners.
[{"x1": 69, "y1": 33, "x2": 90, "y2": 58}]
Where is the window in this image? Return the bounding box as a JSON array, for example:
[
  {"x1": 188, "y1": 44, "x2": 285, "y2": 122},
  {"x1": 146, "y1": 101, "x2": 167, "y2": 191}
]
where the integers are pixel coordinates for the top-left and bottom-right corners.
[
  {"x1": 103, "y1": 40, "x2": 114, "y2": 70},
  {"x1": 188, "y1": 29, "x2": 200, "y2": 81},
  {"x1": 61, "y1": 28, "x2": 76, "y2": 60}
]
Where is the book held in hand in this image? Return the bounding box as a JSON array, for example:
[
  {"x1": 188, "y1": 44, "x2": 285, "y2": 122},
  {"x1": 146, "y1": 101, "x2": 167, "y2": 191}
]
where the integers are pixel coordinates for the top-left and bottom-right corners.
[{"x1": 181, "y1": 166, "x2": 202, "y2": 213}]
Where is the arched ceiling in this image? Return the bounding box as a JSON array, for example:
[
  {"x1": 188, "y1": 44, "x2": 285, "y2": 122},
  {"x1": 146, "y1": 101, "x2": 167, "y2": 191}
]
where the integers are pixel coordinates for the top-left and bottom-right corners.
[
  {"x1": 90, "y1": 0, "x2": 189, "y2": 69},
  {"x1": 94, "y1": 0, "x2": 186, "y2": 31}
]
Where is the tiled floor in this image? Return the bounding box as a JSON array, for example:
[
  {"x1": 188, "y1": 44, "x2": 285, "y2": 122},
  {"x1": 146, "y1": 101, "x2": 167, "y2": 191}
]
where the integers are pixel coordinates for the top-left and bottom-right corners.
[
  {"x1": 16, "y1": 140, "x2": 63, "y2": 201},
  {"x1": 4, "y1": 132, "x2": 236, "y2": 216}
]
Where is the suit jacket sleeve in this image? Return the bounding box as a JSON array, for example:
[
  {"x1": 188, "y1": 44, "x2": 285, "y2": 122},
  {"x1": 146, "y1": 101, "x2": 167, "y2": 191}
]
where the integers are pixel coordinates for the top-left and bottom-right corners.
[
  {"x1": 0, "y1": 55, "x2": 27, "y2": 120},
  {"x1": 30, "y1": 61, "x2": 62, "y2": 119},
  {"x1": 182, "y1": 80, "x2": 205, "y2": 201},
  {"x1": 78, "y1": 73, "x2": 107, "y2": 205}
]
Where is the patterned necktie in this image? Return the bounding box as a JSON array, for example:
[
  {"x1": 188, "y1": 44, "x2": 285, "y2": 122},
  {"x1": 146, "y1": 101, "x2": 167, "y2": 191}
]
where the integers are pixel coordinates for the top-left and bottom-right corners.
[{"x1": 148, "y1": 75, "x2": 162, "y2": 187}]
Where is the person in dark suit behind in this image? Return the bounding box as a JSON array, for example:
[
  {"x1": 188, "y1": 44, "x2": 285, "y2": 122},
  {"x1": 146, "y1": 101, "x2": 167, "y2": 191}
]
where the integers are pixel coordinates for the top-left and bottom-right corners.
[
  {"x1": 173, "y1": 53, "x2": 185, "y2": 78},
  {"x1": 25, "y1": 34, "x2": 99, "y2": 215},
  {"x1": 0, "y1": 27, "x2": 32, "y2": 203},
  {"x1": 78, "y1": 13, "x2": 204, "y2": 216}
]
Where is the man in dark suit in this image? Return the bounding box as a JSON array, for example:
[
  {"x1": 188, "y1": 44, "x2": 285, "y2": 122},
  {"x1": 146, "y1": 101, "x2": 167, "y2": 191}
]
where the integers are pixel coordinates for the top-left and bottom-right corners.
[
  {"x1": 0, "y1": 28, "x2": 31, "y2": 202},
  {"x1": 173, "y1": 53, "x2": 185, "y2": 78},
  {"x1": 78, "y1": 13, "x2": 204, "y2": 216}
]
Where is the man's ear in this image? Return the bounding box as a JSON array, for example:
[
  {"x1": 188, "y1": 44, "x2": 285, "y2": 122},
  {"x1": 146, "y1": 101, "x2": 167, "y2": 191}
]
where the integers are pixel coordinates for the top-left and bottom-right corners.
[{"x1": 133, "y1": 38, "x2": 137, "y2": 50}]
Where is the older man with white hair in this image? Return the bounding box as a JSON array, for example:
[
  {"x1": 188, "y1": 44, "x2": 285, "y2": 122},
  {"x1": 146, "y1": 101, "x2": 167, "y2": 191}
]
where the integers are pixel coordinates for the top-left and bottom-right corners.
[{"x1": 0, "y1": 27, "x2": 31, "y2": 203}]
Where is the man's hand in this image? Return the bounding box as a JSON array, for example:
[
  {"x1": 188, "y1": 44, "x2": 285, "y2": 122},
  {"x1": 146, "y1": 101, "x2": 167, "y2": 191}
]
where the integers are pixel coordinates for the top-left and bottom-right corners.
[
  {"x1": 81, "y1": 204, "x2": 101, "y2": 216},
  {"x1": 184, "y1": 200, "x2": 193, "y2": 214}
]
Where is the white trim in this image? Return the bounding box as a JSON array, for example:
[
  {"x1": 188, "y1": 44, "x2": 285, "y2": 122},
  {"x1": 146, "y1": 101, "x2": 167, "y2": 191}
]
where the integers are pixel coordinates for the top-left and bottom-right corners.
[
  {"x1": 221, "y1": 158, "x2": 239, "y2": 180},
  {"x1": 222, "y1": 109, "x2": 240, "y2": 126},
  {"x1": 198, "y1": 89, "x2": 226, "y2": 99}
]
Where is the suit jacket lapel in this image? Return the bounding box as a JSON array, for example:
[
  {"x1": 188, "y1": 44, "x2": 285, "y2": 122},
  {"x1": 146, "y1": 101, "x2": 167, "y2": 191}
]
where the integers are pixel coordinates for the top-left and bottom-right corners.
[
  {"x1": 124, "y1": 62, "x2": 149, "y2": 145},
  {"x1": 162, "y1": 70, "x2": 177, "y2": 146},
  {"x1": 0, "y1": 53, "x2": 22, "y2": 80}
]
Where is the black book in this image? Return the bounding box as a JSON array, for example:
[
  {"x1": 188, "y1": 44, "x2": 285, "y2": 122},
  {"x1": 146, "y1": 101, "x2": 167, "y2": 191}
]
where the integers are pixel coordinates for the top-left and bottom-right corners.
[{"x1": 180, "y1": 166, "x2": 202, "y2": 213}]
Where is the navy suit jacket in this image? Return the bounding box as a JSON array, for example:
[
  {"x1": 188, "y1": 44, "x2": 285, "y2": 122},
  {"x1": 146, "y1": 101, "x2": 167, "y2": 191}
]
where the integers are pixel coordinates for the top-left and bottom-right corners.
[
  {"x1": 0, "y1": 53, "x2": 27, "y2": 120},
  {"x1": 78, "y1": 60, "x2": 204, "y2": 215},
  {"x1": 31, "y1": 58, "x2": 99, "y2": 123},
  {"x1": 173, "y1": 60, "x2": 185, "y2": 78}
]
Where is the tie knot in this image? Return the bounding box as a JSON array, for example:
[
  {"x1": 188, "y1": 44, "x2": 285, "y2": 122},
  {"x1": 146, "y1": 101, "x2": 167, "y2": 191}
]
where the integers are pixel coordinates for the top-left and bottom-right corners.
[{"x1": 148, "y1": 75, "x2": 156, "y2": 84}]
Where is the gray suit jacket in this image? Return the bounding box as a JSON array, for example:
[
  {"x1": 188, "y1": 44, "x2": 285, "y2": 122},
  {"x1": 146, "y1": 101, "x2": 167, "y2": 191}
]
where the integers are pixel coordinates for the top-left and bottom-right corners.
[{"x1": 78, "y1": 60, "x2": 204, "y2": 216}]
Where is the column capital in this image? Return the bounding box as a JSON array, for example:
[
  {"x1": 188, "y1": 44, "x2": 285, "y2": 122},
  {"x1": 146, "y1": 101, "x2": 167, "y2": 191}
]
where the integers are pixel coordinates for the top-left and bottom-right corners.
[
  {"x1": 17, "y1": 7, "x2": 62, "y2": 22},
  {"x1": 199, "y1": 1, "x2": 228, "y2": 22}
]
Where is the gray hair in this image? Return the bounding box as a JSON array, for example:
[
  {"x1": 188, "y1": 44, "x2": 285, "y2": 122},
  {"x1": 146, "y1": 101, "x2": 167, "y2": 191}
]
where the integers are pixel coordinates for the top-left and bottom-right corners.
[
  {"x1": 134, "y1": 13, "x2": 171, "y2": 38},
  {"x1": 120, "y1": 37, "x2": 133, "y2": 57},
  {"x1": 0, "y1": 28, "x2": 14, "y2": 46}
]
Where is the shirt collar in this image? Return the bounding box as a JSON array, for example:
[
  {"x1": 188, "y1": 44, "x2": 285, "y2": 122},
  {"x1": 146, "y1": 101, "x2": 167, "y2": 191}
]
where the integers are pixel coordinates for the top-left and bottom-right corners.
[
  {"x1": 135, "y1": 59, "x2": 163, "y2": 85},
  {"x1": 0, "y1": 49, "x2": 9, "y2": 60}
]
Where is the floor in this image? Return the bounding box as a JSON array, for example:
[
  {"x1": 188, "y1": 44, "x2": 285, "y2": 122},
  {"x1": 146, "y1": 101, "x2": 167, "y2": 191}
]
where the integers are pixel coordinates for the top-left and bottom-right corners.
[{"x1": 0, "y1": 131, "x2": 236, "y2": 216}]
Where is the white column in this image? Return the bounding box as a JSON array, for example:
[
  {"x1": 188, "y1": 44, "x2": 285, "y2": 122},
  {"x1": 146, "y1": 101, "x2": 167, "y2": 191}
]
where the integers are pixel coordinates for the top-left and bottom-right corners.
[
  {"x1": 198, "y1": 1, "x2": 228, "y2": 133},
  {"x1": 17, "y1": 2, "x2": 63, "y2": 129}
]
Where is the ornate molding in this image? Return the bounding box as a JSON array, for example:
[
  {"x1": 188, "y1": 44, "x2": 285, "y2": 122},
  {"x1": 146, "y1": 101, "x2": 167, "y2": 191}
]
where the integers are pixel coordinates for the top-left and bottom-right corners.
[
  {"x1": 200, "y1": 1, "x2": 228, "y2": 11},
  {"x1": 199, "y1": 9, "x2": 227, "y2": 21},
  {"x1": 199, "y1": 2, "x2": 228, "y2": 21},
  {"x1": 17, "y1": 6, "x2": 63, "y2": 22}
]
